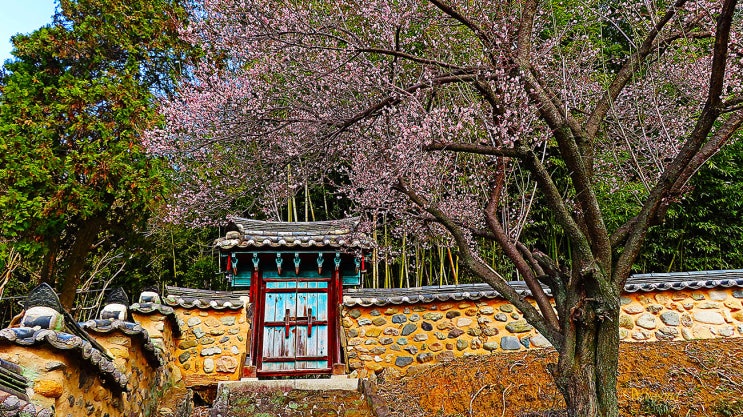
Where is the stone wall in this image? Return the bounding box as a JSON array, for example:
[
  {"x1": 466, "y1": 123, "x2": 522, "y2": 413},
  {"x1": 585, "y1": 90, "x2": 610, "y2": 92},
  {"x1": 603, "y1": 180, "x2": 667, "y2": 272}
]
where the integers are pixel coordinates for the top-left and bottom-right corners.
[
  {"x1": 0, "y1": 330, "x2": 166, "y2": 417},
  {"x1": 169, "y1": 305, "x2": 251, "y2": 386},
  {"x1": 131, "y1": 305, "x2": 183, "y2": 387},
  {"x1": 618, "y1": 288, "x2": 743, "y2": 341},
  {"x1": 341, "y1": 288, "x2": 743, "y2": 377}
]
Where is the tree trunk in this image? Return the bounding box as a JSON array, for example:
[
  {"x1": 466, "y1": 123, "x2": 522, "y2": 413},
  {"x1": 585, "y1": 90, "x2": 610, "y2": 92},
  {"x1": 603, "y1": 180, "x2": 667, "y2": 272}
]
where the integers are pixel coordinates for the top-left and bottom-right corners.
[
  {"x1": 553, "y1": 291, "x2": 620, "y2": 417},
  {"x1": 57, "y1": 216, "x2": 105, "y2": 311},
  {"x1": 39, "y1": 237, "x2": 60, "y2": 287}
]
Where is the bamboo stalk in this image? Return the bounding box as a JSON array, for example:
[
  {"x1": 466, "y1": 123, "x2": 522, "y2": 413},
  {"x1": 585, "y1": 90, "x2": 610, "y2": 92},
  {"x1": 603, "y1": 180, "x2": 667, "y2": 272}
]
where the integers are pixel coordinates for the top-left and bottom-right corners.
[
  {"x1": 304, "y1": 181, "x2": 309, "y2": 222},
  {"x1": 308, "y1": 183, "x2": 316, "y2": 221},
  {"x1": 438, "y1": 244, "x2": 445, "y2": 286},
  {"x1": 428, "y1": 247, "x2": 433, "y2": 287},
  {"x1": 401, "y1": 234, "x2": 408, "y2": 288},
  {"x1": 447, "y1": 247, "x2": 458, "y2": 285},
  {"x1": 383, "y1": 213, "x2": 390, "y2": 289},
  {"x1": 287, "y1": 165, "x2": 293, "y2": 222},
  {"x1": 323, "y1": 186, "x2": 329, "y2": 218},
  {"x1": 415, "y1": 243, "x2": 422, "y2": 287},
  {"x1": 292, "y1": 195, "x2": 298, "y2": 223},
  {"x1": 372, "y1": 212, "x2": 378, "y2": 289}
]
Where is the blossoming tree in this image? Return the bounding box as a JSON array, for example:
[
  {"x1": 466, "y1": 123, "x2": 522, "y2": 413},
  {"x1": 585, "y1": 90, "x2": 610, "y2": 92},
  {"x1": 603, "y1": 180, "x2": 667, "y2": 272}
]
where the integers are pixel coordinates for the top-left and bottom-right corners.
[{"x1": 152, "y1": 0, "x2": 743, "y2": 415}]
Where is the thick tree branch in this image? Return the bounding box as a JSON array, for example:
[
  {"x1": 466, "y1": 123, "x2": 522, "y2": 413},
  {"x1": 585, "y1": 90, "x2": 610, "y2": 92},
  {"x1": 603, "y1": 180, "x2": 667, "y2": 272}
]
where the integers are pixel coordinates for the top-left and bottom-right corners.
[
  {"x1": 426, "y1": 0, "x2": 496, "y2": 49},
  {"x1": 424, "y1": 141, "x2": 527, "y2": 158},
  {"x1": 614, "y1": 0, "x2": 739, "y2": 284},
  {"x1": 611, "y1": 110, "x2": 743, "y2": 249},
  {"x1": 514, "y1": 0, "x2": 611, "y2": 267},
  {"x1": 484, "y1": 163, "x2": 561, "y2": 330},
  {"x1": 331, "y1": 71, "x2": 487, "y2": 136},
  {"x1": 426, "y1": 140, "x2": 595, "y2": 265},
  {"x1": 395, "y1": 177, "x2": 564, "y2": 347}
]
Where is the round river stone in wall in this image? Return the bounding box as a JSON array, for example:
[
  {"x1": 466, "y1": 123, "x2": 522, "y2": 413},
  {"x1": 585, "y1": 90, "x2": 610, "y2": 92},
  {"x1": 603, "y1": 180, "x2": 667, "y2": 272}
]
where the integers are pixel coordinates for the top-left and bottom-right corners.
[
  {"x1": 619, "y1": 315, "x2": 634, "y2": 329},
  {"x1": 529, "y1": 334, "x2": 552, "y2": 348},
  {"x1": 365, "y1": 328, "x2": 381, "y2": 337},
  {"x1": 623, "y1": 304, "x2": 644, "y2": 314},
  {"x1": 709, "y1": 291, "x2": 729, "y2": 301},
  {"x1": 505, "y1": 320, "x2": 533, "y2": 333},
  {"x1": 456, "y1": 317, "x2": 473, "y2": 327},
  {"x1": 448, "y1": 328, "x2": 464, "y2": 338},
  {"x1": 395, "y1": 356, "x2": 413, "y2": 367},
  {"x1": 372, "y1": 317, "x2": 387, "y2": 326},
  {"x1": 416, "y1": 353, "x2": 434, "y2": 363},
  {"x1": 391, "y1": 314, "x2": 407, "y2": 324},
  {"x1": 635, "y1": 313, "x2": 657, "y2": 330},
  {"x1": 423, "y1": 312, "x2": 443, "y2": 321},
  {"x1": 694, "y1": 311, "x2": 725, "y2": 325},
  {"x1": 413, "y1": 333, "x2": 428, "y2": 342},
  {"x1": 401, "y1": 323, "x2": 417, "y2": 336},
  {"x1": 203, "y1": 358, "x2": 215, "y2": 373},
  {"x1": 500, "y1": 336, "x2": 521, "y2": 350},
  {"x1": 483, "y1": 342, "x2": 499, "y2": 351},
  {"x1": 216, "y1": 356, "x2": 238, "y2": 373},
  {"x1": 660, "y1": 311, "x2": 680, "y2": 326}
]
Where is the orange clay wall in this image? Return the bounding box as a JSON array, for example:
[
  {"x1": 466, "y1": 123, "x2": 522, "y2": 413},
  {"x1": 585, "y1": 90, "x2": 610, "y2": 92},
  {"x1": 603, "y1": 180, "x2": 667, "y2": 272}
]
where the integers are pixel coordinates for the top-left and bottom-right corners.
[
  {"x1": 0, "y1": 334, "x2": 169, "y2": 417},
  {"x1": 340, "y1": 288, "x2": 743, "y2": 378}
]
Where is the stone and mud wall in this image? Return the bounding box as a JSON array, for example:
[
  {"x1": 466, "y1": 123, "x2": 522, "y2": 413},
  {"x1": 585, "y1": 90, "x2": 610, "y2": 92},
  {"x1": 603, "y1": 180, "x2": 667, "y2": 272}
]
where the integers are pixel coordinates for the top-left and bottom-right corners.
[
  {"x1": 0, "y1": 292, "x2": 251, "y2": 417},
  {"x1": 167, "y1": 306, "x2": 251, "y2": 386},
  {"x1": 340, "y1": 287, "x2": 743, "y2": 378},
  {"x1": 3, "y1": 282, "x2": 743, "y2": 415},
  {"x1": 0, "y1": 325, "x2": 169, "y2": 417}
]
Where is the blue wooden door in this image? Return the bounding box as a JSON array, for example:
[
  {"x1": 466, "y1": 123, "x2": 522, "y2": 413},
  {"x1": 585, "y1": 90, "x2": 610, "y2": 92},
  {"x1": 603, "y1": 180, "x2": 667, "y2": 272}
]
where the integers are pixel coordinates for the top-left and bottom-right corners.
[{"x1": 259, "y1": 278, "x2": 331, "y2": 374}]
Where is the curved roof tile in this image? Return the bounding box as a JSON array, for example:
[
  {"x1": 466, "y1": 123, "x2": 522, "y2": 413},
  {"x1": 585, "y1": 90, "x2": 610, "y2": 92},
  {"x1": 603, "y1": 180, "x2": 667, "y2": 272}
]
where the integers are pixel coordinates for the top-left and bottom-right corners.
[
  {"x1": 343, "y1": 270, "x2": 743, "y2": 307},
  {"x1": 79, "y1": 320, "x2": 164, "y2": 368},
  {"x1": 215, "y1": 217, "x2": 373, "y2": 250},
  {"x1": 0, "y1": 328, "x2": 128, "y2": 391},
  {"x1": 163, "y1": 286, "x2": 247, "y2": 311},
  {"x1": 0, "y1": 392, "x2": 53, "y2": 417}
]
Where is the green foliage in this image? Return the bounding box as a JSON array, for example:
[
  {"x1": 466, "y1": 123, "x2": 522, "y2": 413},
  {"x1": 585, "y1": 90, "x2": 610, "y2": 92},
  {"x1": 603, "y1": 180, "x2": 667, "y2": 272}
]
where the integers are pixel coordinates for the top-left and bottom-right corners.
[
  {"x1": 119, "y1": 224, "x2": 226, "y2": 293},
  {"x1": 713, "y1": 399, "x2": 743, "y2": 417},
  {"x1": 638, "y1": 394, "x2": 677, "y2": 417},
  {"x1": 636, "y1": 137, "x2": 743, "y2": 272},
  {"x1": 0, "y1": 0, "x2": 192, "y2": 307}
]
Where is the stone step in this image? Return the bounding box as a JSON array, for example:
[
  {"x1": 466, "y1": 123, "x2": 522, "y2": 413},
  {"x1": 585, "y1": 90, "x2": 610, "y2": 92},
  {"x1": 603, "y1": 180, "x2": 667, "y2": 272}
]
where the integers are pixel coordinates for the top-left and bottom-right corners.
[
  {"x1": 211, "y1": 378, "x2": 373, "y2": 417},
  {"x1": 221, "y1": 377, "x2": 360, "y2": 392}
]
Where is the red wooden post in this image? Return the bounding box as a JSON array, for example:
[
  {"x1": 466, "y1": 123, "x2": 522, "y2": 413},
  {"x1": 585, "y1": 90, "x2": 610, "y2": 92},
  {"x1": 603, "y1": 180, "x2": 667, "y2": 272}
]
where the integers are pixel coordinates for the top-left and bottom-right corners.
[{"x1": 332, "y1": 269, "x2": 345, "y2": 375}]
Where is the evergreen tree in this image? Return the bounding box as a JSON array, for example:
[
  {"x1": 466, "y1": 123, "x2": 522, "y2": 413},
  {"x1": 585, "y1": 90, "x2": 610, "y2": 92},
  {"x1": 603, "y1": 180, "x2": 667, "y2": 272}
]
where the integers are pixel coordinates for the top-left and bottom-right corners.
[{"x1": 0, "y1": 0, "x2": 191, "y2": 309}]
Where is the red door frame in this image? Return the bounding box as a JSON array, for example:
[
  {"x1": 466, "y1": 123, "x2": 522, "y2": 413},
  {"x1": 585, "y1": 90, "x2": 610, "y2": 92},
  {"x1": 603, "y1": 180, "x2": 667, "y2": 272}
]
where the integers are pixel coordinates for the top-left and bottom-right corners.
[{"x1": 251, "y1": 271, "x2": 341, "y2": 377}]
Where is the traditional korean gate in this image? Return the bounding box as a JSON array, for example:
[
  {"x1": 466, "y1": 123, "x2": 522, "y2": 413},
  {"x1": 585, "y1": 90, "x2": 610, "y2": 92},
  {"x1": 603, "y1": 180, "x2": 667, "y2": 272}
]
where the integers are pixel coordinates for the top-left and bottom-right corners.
[{"x1": 256, "y1": 276, "x2": 333, "y2": 375}]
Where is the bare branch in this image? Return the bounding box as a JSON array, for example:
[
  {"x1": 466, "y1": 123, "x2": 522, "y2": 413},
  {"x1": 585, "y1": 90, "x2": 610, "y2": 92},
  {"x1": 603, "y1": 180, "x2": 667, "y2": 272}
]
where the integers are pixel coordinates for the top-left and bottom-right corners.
[
  {"x1": 484, "y1": 163, "x2": 561, "y2": 330},
  {"x1": 331, "y1": 71, "x2": 485, "y2": 136},
  {"x1": 427, "y1": 0, "x2": 496, "y2": 49},
  {"x1": 395, "y1": 177, "x2": 564, "y2": 347},
  {"x1": 585, "y1": 0, "x2": 690, "y2": 138},
  {"x1": 355, "y1": 47, "x2": 472, "y2": 71},
  {"x1": 614, "y1": 0, "x2": 739, "y2": 284}
]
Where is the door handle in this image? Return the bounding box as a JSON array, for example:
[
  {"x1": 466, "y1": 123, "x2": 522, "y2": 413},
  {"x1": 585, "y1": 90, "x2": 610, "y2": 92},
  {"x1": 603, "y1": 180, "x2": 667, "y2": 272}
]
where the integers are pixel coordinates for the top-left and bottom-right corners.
[
  {"x1": 307, "y1": 308, "x2": 313, "y2": 338},
  {"x1": 284, "y1": 308, "x2": 290, "y2": 338}
]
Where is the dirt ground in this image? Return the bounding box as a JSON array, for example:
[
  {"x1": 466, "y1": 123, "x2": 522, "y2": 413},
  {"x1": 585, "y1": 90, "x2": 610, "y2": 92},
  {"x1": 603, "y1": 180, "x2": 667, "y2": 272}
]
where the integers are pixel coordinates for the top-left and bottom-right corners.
[{"x1": 374, "y1": 338, "x2": 743, "y2": 417}]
